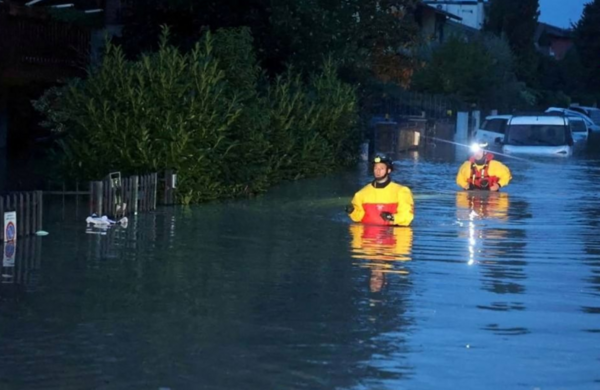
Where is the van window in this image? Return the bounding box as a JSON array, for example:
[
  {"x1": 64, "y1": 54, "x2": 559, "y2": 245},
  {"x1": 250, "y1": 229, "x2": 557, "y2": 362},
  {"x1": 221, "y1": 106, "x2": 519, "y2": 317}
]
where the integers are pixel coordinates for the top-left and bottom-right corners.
[
  {"x1": 589, "y1": 111, "x2": 600, "y2": 125},
  {"x1": 570, "y1": 120, "x2": 587, "y2": 133},
  {"x1": 506, "y1": 125, "x2": 568, "y2": 146},
  {"x1": 482, "y1": 118, "x2": 508, "y2": 134}
]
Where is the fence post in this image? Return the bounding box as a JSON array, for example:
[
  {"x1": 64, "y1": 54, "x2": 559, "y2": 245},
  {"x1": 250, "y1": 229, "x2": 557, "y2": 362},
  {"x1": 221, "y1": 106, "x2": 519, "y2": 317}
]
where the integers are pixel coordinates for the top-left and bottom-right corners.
[
  {"x1": 25, "y1": 192, "x2": 31, "y2": 236},
  {"x1": 131, "y1": 176, "x2": 139, "y2": 215},
  {"x1": 471, "y1": 110, "x2": 481, "y2": 139},
  {"x1": 164, "y1": 170, "x2": 177, "y2": 205},
  {"x1": 0, "y1": 196, "x2": 4, "y2": 241},
  {"x1": 35, "y1": 191, "x2": 43, "y2": 233},
  {"x1": 455, "y1": 111, "x2": 469, "y2": 144},
  {"x1": 18, "y1": 193, "x2": 24, "y2": 237},
  {"x1": 151, "y1": 173, "x2": 157, "y2": 210},
  {"x1": 90, "y1": 181, "x2": 104, "y2": 216}
]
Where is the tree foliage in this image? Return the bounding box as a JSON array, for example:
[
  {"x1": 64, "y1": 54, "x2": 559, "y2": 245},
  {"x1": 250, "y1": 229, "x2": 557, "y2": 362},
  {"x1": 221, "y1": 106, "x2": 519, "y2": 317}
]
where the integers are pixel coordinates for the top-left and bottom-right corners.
[
  {"x1": 118, "y1": 0, "x2": 420, "y2": 82},
  {"x1": 34, "y1": 28, "x2": 360, "y2": 204},
  {"x1": 485, "y1": 0, "x2": 540, "y2": 86},
  {"x1": 574, "y1": 0, "x2": 600, "y2": 97},
  {"x1": 411, "y1": 35, "x2": 531, "y2": 109}
]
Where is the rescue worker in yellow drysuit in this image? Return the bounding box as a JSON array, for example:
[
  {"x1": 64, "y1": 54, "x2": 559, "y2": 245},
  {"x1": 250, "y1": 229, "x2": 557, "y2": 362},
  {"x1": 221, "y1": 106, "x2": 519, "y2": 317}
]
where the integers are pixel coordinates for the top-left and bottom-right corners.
[
  {"x1": 349, "y1": 224, "x2": 413, "y2": 293},
  {"x1": 456, "y1": 143, "x2": 512, "y2": 191},
  {"x1": 347, "y1": 155, "x2": 414, "y2": 226}
]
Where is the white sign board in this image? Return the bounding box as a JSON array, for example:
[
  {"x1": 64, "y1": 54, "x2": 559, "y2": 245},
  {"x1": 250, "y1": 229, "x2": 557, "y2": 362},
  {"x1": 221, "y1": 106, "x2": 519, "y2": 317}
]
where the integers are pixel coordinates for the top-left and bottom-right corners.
[{"x1": 4, "y1": 211, "x2": 16, "y2": 243}]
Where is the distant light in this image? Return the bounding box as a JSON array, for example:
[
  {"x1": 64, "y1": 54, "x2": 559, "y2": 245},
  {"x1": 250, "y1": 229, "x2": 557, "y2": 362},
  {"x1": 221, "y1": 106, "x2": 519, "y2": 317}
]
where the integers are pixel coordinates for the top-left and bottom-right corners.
[
  {"x1": 84, "y1": 9, "x2": 104, "y2": 13},
  {"x1": 50, "y1": 3, "x2": 74, "y2": 8},
  {"x1": 25, "y1": 0, "x2": 45, "y2": 5}
]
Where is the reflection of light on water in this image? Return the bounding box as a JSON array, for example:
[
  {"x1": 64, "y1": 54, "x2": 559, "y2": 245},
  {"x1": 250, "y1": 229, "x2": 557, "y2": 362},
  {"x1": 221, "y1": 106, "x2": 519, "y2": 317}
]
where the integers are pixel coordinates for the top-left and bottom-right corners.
[
  {"x1": 349, "y1": 225, "x2": 413, "y2": 292},
  {"x1": 468, "y1": 219, "x2": 476, "y2": 266},
  {"x1": 457, "y1": 192, "x2": 511, "y2": 267}
]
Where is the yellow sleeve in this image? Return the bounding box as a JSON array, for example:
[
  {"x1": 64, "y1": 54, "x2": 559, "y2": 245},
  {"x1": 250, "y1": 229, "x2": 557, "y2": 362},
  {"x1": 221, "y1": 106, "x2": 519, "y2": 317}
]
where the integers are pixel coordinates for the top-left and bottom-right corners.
[
  {"x1": 456, "y1": 161, "x2": 472, "y2": 190},
  {"x1": 490, "y1": 161, "x2": 512, "y2": 187},
  {"x1": 349, "y1": 189, "x2": 365, "y2": 223},
  {"x1": 392, "y1": 187, "x2": 414, "y2": 227}
]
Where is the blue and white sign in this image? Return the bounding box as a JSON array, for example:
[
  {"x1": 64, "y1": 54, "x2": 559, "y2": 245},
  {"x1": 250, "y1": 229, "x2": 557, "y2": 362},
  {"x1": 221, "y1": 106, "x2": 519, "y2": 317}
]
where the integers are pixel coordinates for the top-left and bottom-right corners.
[
  {"x1": 3, "y1": 241, "x2": 15, "y2": 267},
  {"x1": 4, "y1": 211, "x2": 17, "y2": 243}
]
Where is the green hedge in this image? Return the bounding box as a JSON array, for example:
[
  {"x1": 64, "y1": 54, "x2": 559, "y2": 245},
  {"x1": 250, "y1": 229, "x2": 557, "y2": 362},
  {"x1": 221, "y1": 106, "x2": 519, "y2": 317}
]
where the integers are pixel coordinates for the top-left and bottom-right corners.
[{"x1": 35, "y1": 28, "x2": 360, "y2": 204}]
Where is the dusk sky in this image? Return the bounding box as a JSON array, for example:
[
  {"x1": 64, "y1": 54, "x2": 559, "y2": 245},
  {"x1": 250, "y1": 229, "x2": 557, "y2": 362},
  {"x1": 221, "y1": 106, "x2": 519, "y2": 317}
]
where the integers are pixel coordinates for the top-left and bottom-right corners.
[{"x1": 539, "y1": 0, "x2": 588, "y2": 28}]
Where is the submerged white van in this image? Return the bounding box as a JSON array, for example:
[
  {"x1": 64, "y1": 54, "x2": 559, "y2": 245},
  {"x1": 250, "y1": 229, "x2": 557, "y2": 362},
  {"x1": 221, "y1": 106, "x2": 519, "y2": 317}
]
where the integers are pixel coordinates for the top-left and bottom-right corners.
[{"x1": 502, "y1": 115, "x2": 573, "y2": 156}]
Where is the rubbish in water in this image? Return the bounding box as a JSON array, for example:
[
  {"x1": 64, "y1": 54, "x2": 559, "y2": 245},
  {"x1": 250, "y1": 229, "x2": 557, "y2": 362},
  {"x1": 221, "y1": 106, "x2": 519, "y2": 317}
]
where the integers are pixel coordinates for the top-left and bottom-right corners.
[
  {"x1": 35, "y1": 231, "x2": 49, "y2": 236},
  {"x1": 86, "y1": 215, "x2": 128, "y2": 227},
  {"x1": 85, "y1": 215, "x2": 128, "y2": 234}
]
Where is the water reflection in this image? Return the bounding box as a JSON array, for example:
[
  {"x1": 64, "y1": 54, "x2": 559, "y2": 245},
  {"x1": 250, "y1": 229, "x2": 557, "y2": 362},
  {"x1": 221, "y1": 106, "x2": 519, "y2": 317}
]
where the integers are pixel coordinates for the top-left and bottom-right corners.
[
  {"x1": 349, "y1": 224, "x2": 413, "y2": 293},
  {"x1": 455, "y1": 192, "x2": 529, "y2": 313},
  {"x1": 0, "y1": 237, "x2": 42, "y2": 301}
]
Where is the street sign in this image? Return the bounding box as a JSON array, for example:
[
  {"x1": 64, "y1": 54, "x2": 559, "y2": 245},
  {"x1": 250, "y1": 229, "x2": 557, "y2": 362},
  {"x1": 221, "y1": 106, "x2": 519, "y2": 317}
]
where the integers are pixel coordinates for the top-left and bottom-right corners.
[
  {"x1": 3, "y1": 241, "x2": 15, "y2": 267},
  {"x1": 4, "y1": 211, "x2": 17, "y2": 243}
]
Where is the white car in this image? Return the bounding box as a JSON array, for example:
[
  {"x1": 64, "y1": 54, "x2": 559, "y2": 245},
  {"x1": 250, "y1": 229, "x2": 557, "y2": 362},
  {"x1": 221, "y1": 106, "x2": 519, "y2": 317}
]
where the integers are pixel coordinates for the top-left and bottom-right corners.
[
  {"x1": 546, "y1": 107, "x2": 600, "y2": 133},
  {"x1": 568, "y1": 117, "x2": 589, "y2": 143},
  {"x1": 502, "y1": 115, "x2": 573, "y2": 157},
  {"x1": 472, "y1": 115, "x2": 511, "y2": 145},
  {"x1": 569, "y1": 105, "x2": 600, "y2": 126}
]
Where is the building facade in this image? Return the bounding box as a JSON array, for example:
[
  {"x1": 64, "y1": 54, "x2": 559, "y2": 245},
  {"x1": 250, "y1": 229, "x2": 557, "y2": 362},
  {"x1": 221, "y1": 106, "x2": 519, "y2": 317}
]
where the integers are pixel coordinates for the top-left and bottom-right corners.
[{"x1": 423, "y1": 0, "x2": 487, "y2": 31}]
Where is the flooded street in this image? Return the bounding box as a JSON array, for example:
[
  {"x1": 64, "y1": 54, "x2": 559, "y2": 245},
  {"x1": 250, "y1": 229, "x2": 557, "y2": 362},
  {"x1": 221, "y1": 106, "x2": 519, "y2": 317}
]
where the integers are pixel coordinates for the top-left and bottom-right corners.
[{"x1": 1, "y1": 144, "x2": 599, "y2": 390}]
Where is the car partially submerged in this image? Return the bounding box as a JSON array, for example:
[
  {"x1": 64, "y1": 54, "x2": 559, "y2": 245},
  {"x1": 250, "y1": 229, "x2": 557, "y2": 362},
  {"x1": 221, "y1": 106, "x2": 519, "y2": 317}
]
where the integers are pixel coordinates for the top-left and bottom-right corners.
[
  {"x1": 472, "y1": 115, "x2": 511, "y2": 146},
  {"x1": 569, "y1": 105, "x2": 600, "y2": 126},
  {"x1": 501, "y1": 115, "x2": 573, "y2": 157},
  {"x1": 569, "y1": 117, "x2": 589, "y2": 143},
  {"x1": 546, "y1": 107, "x2": 600, "y2": 133}
]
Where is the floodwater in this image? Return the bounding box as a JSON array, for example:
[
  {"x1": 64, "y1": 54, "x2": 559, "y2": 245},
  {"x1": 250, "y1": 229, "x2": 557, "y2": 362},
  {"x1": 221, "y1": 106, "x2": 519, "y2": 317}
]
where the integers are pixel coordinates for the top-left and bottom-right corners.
[{"x1": 1, "y1": 142, "x2": 599, "y2": 390}]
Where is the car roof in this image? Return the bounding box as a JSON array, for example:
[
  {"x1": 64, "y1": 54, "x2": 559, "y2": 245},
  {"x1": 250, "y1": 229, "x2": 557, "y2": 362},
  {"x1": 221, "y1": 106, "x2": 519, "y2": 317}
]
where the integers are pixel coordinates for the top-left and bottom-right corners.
[
  {"x1": 509, "y1": 115, "x2": 568, "y2": 125},
  {"x1": 571, "y1": 105, "x2": 600, "y2": 111},
  {"x1": 484, "y1": 115, "x2": 512, "y2": 120},
  {"x1": 546, "y1": 107, "x2": 591, "y2": 117}
]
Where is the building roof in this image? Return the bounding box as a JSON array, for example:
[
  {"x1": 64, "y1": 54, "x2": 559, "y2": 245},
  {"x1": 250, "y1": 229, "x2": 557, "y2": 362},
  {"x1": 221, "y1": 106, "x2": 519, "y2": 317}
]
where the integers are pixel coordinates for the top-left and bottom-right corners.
[
  {"x1": 535, "y1": 22, "x2": 572, "y2": 41},
  {"x1": 418, "y1": 2, "x2": 463, "y2": 21}
]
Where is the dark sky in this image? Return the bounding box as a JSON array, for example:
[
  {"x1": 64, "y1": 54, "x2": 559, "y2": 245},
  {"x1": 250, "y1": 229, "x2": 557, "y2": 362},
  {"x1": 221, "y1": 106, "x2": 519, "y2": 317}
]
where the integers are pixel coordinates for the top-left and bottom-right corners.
[{"x1": 539, "y1": 0, "x2": 588, "y2": 28}]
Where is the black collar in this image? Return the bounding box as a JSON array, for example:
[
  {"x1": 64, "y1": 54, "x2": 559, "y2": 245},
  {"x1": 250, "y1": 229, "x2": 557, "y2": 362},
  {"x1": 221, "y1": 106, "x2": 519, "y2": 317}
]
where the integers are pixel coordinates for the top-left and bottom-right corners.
[{"x1": 372, "y1": 177, "x2": 391, "y2": 188}]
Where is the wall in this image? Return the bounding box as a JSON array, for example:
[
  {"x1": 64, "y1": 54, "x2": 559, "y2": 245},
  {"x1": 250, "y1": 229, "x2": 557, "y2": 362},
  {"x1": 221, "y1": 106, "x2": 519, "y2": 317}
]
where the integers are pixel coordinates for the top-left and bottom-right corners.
[{"x1": 427, "y1": 1, "x2": 485, "y2": 30}]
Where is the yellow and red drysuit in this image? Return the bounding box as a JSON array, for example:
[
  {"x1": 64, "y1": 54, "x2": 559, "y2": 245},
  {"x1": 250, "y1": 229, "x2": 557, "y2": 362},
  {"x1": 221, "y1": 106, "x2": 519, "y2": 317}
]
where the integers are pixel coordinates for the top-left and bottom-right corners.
[
  {"x1": 349, "y1": 179, "x2": 414, "y2": 226},
  {"x1": 456, "y1": 153, "x2": 512, "y2": 191}
]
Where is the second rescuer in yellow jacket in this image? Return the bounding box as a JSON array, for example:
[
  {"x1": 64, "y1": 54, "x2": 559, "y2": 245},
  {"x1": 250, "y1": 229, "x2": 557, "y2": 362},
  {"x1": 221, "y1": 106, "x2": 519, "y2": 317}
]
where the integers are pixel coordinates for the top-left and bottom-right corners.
[
  {"x1": 347, "y1": 155, "x2": 414, "y2": 226},
  {"x1": 456, "y1": 143, "x2": 512, "y2": 191}
]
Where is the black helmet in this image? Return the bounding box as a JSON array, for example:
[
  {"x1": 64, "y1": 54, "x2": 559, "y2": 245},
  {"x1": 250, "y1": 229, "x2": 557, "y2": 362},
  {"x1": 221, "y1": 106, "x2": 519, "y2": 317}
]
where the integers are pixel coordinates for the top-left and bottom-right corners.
[{"x1": 372, "y1": 155, "x2": 394, "y2": 171}]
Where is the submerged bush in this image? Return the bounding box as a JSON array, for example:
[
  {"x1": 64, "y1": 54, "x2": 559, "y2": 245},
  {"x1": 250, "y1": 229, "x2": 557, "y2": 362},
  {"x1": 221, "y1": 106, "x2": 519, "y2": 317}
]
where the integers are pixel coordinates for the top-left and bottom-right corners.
[{"x1": 35, "y1": 28, "x2": 360, "y2": 203}]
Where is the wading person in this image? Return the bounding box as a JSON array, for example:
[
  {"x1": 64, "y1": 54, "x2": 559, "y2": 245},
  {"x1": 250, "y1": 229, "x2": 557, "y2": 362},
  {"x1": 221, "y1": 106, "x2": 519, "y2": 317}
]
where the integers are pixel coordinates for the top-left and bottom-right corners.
[
  {"x1": 456, "y1": 142, "x2": 512, "y2": 191},
  {"x1": 346, "y1": 155, "x2": 414, "y2": 226}
]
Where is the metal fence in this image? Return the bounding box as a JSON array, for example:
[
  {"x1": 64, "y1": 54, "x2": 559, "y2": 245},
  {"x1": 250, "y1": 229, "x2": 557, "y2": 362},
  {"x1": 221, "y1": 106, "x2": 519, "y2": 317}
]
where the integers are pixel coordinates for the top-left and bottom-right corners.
[
  {"x1": 90, "y1": 172, "x2": 158, "y2": 218},
  {"x1": 366, "y1": 90, "x2": 467, "y2": 121},
  {"x1": 45, "y1": 170, "x2": 177, "y2": 219},
  {"x1": 0, "y1": 191, "x2": 43, "y2": 240}
]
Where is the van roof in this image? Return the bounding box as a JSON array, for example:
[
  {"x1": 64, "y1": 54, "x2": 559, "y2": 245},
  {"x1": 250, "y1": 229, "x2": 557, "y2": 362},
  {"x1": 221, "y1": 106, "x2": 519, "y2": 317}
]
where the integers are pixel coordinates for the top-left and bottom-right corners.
[
  {"x1": 484, "y1": 115, "x2": 512, "y2": 120},
  {"x1": 509, "y1": 115, "x2": 568, "y2": 126}
]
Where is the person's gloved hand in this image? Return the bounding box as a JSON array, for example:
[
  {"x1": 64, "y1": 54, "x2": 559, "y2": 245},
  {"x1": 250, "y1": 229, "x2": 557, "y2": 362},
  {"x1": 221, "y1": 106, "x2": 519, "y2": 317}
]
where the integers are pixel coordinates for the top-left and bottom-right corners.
[
  {"x1": 380, "y1": 212, "x2": 394, "y2": 222},
  {"x1": 345, "y1": 205, "x2": 355, "y2": 214}
]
